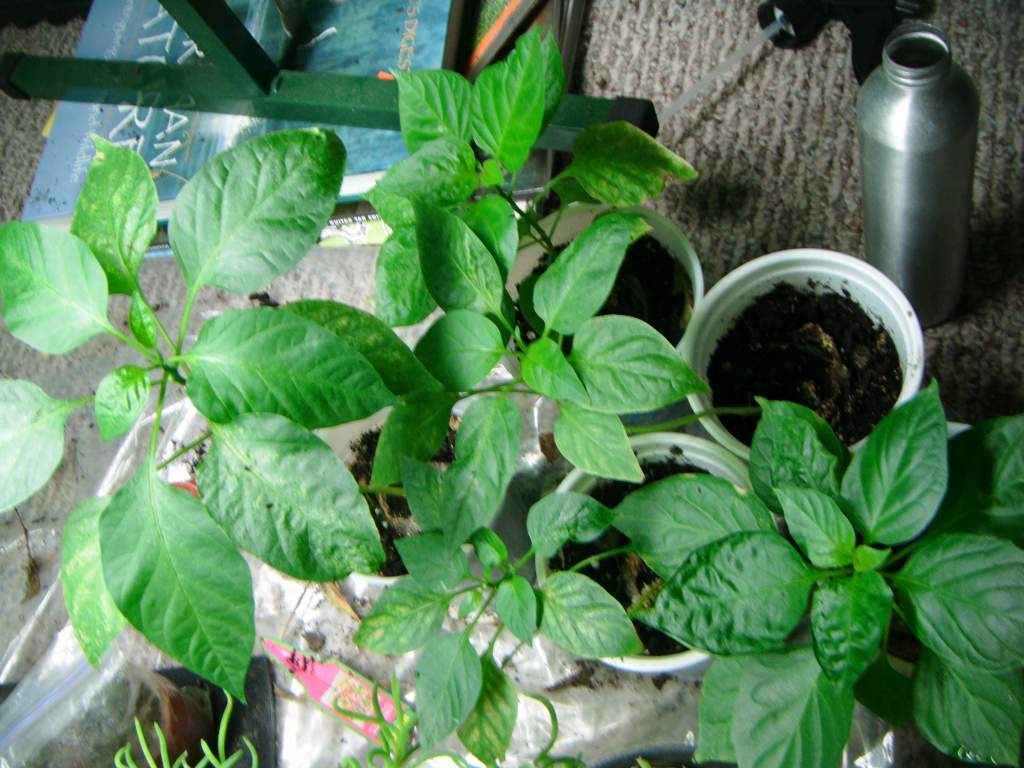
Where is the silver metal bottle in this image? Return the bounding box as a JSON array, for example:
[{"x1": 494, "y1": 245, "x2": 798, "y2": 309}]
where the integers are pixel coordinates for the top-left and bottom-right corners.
[{"x1": 857, "y1": 23, "x2": 979, "y2": 327}]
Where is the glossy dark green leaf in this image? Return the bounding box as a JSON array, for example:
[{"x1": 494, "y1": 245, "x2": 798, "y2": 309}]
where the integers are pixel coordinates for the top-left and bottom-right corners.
[
  {"x1": 415, "y1": 202, "x2": 504, "y2": 315},
  {"x1": 100, "y1": 465, "x2": 254, "y2": 700},
  {"x1": 460, "y1": 195, "x2": 518, "y2": 279},
  {"x1": 841, "y1": 382, "x2": 948, "y2": 545},
  {"x1": 375, "y1": 226, "x2": 438, "y2": 327},
  {"x1": 371, "y1": 392, "x2": 457, "y2": 486},
  {"x1": 197, "y1": 413, "x2": 383, "y2": 581},
  {"x1": 532, "y1": 212, "x2": 648, "y2": 335},
  {"x1": 71, "y1": 135, "x2": 156, "y2": 294},
  {"x1": 635, "y1": 532, "x2": 814, "y2": 654},
  {"x1": 496, "y1": 576, "x2": 539, "y2": 645},
  {"x1": 811, "y1": 573, "x2": 892, "y2": 686},
  {"x1": 569, "y1": 315, "x2": 708, "y2": 413},
  {"x1": 0, "y1": 221, "x2": 111, "y2": 354},
  {"x1": 553, "y1": 401, "x2": 643, "y2": 483},
  {"x1": 61, "y1": 497, "x2": 124, "y2": 666},
  {"x1": 732, "y1": 648, "x2": 854, "y2": 768},
  {"x1": 614, "y1": 474, "x2": 775, "y2": 579},
  {"x1": 853, "y1": 544, "x2": 891, "y2": 572},
  {"x1": 777, "y1": 487, "x2": 856, "y2": 568},
  {"x1": 396, "y1": 532, "x2": 469, "y2": 591},
  {"x1": 0, "y1": 380, "x2": 76, "y2": 514},
  {"x1": 354, "y1": 578, "x2": 450, "y2": 654},
  {"x1": 94, "y1": 365, "x2": 151, "y2": 442},
  {"x1": 749, "y1": 398, "x2": 848, "y2": 513},
  {"x1": 396, "y1": 69, "x2": 472, "y2": 152},
  {"x1": 912, "y1": 649, "x2": 1023, "y2": 767},
  {"x1": 539, "y1": 571, "x2": 643, "y2": 658},
  {"x1": 696, "y1": 656, "x2": 746, "y2": 764},
  {"x1": 458, "y1": 654, "x2": 518, "y2": 764},
  {"x1": 414, "y1": 310, "x2": 504, "y2": 391},
  {"x1": 416, "y1": 632, "x2": 483, "y2": 749},
  {"x1": 565, "y1": 122, "x2": 697, "y2": 206},
  {"x1": 526, "y1": 491, "x2": 616, "y2": 560},
  {"x1": 854, "y1": 655, "x2": 913, "y2": 726},
  {"x1": 182, "y1": 307, "x2": 396, "y2": 427},
  {"x1": 171, "y1": 128, "x2": 345, "y2": 294},
  {"x1": 471, "y1": 28, "x2": 545, "y2": 172},
  {"x1": 401, "y1": 457, "x2": 447, "y2": 531},
  {"x1": 892, "y1": 533, "x2": 1024, "y2": 670},
  {"x1": 521, "y1": 337, "x2": 588, "y2": 403},
  {"x1": 284, "y1": 299, "x2": 440, "y2": 396},
  {"x1": 129, "y1": 292, "x2": 160, "y2": 349}
]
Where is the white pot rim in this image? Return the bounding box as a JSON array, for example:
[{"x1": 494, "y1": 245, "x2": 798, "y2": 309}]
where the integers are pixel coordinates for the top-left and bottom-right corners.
[{"x1": 678, "y1": 248, "x2": 925, "y2": 459}]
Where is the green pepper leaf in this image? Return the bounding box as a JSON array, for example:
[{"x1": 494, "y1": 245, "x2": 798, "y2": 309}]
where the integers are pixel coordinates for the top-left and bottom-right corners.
[
  {"x1": 71, "y1": 135, "x2": 156, "y2": 294},
  {"x1": 854, "y1": 655, "x2": 913, "y2": 726},
  {"x1": 129, "y1": 292, "x2": 160, "y2": 349},
  {"x1": 811, "y1": 572, "x2": 892, "y2": 687},
  {"x1": 538, "y1": 28, "x2": 565, "y2": 128},
  {"x1": 100, "y1": 465, "x2": 254, "y2": 700},
  {"x1": 496, "y1": 576, "x2": 539, "y2": 645},
  {"x1": 521, "y1": 337, "x2": 589, "y2": 404},
  {"x1": 526, "y1": 491, "x2": 616, "y2": 560},
  {"x1": 696, "y1": 656, "x2": 746, "y2": 763},
  {"x1": 375, "y1": 226, "x2": 438, "y2": 327},
  {"x1": 853, "y1": 544, "x2": 891, "y2": 572},
  {"x1": 94, "y1": 365, "x2": 151, "y2": 442},
  {"x1": 401, "y1": 457, "x2": 447, "y2": 531},
  {"x1": 182, "y1": 307, "x2": 396, "y2": 428},
  {"x1": 396, "y1": 69, "x2": 472, "y2": 152},
  {"x1": 460, "y1": 195, "x2": 518, "y2": 280},
  {"x1": 841, "y1": 382, "x2": 948, "y2": 545},
  {"x1": 539, "y1": 571, "x2": 643, "y2": 658},
  {"x1": 354, "y1": 578, "x2": 450, "y2": 654},
  {"x1": 471, "y1": 528, "x2": 508, "y2": 570},
  {"x1": 416, "y1": 632, "x2": 483, "y2": 749},
  {"x1": 776, "y1": 487, "x2": 856, "y2": 568},
  {"x1": 0, "y1": 221, "x2": 111, "y2": 354},
  {"x1": 458, "y1": 654, "x2": 518, "y2": 764},
  {"x1": 553, "y1": 401, "x2": 642, "y2": 483},
  {"x1": 197, "y1": 413, "x2": 384, "y2": 581},
  {"x1": 414, "y1": 310, "x2": 504, "y2": 391},
  {"x1": 171, "y1": 128, "x2": 345, "y2": 295},
  {"x1": 396, "y1": 532, "x2": 469, "y2": 591},
  {"x1": 891, "y1": 533, "x2": 1024, "y2": 671},
  {"x1": 371, "y1": 392, "x2": 457, "y2": 486}
]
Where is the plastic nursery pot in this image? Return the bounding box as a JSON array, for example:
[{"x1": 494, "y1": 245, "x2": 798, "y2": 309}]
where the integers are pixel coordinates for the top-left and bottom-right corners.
[
  {"x1": 678, "y1": 248, "x2": 925, "y2": 460},
  {"x1": 537, "y1": 432, "x2": 749, "y2": 675},
  {"x1": 590, "y1": 743, "x2": 732, "y2": 768}
]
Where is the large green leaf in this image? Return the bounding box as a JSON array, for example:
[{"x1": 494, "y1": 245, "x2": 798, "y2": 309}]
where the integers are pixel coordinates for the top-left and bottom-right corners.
[
  {"x1": 458, "y1": 655, "x2": 518, "y2": 764},
  {"x1": 538, "y1": 28, "x2": 565, "y2": 128},
  {"x1": 99, "y1": 465, "x2": 254, "y2": 700},
  {"x1": 776, "y1": 487, "x2": 856, "y2": 568},
  {"x1": 564, "y1": 122, "x2": 697, "y2": 206},
  {"x1": 171, "y1": 129, "x2": 344, "y2": 295},
  {"x1": 934, "y1": 414, "x2": 1024, "y2": 545},
  {"x1": 371, "y1": 392, "x2": 457, "y2": 486},
  {"x1": 395, "y1": 533, "x2": 469, "y2": 591},
  {"x1": 71, "y1": 136, "x2": 157, "y2": 294},
  {"x1": 375, "y1": 226, "x2": 438, "y2": 327},
  {"x1": 94, "y1": 365, "x2": 151, "y2": 442},
  {"x1": 522, "y1": 337, "x2": 589, "y2": 403},
  {"x1": 182, "y1": 307, "x2": 395, "y2": 427},
  {"x1": 61, "y1": 497, "x2": 124, "y2": 666},
  {"x1": 554, "y1": 402, "x2": 642, "y2": 483},
  {"x1": 526, "y1": 491, "x2": 616, "y2": 560},
  {"x1": 413, "y1": 310, "x2": 504, "y2": 391},
  {"x1": 811, "y1": 573, "x2": 892, "y2": 687},
  {"x1": 732, "y1": 648, "x2": 854, "y2": 768},
  {"x1": 614, "y1": 474, "x2": 775, "y2": 579},
  {"x1": 0, "y1": 380, "x2": 77, "y2": 513},
  {"x1": 401, "y1": 457, "x2": 447, "y2": 531},
  {"x1": 892, "y1": 533, "x2": 1024, "y2": 670},
  {"x1": 841, "y1": 382, "x2": 948, "y2": 545},
  {"x1": 569, "y1": 315, "x2": 707, "y2": 413},
  {"x1": 283, "y1": 299, "x2": 440, "y2": 396},
  {"x1": 396, "y1": 69, "x2": 472, "y2": 152},
  {"x1": 353, "y1": 578, "x2": 450, "y2": 654},
  {"x1": 854, "y1": 655, "x2": 913, "y2": 727},
  {"x1": 635, "y1": 532, "x2": 814, "y2": 655},
  {"x1": 471, "y1": 28, "x2": 545, "y2": 172},
  {"x1": 912, "y1": 649, "x2": 1023, "y2": 767},
  {"x1": 539, "y1": 571, "x2": 643, "y2": 658},
  {"x1": 749, "y1": 398, "x2": 848, "y2": 512},
  {"x1": 532, "y1": 212, "x2": 648, "y2": 336},
  {"x1": 415, "y1": 202, "x2": 505, "y2": 316},
  {"x1": 0, "y1": 221, "x2": 111, "y2": 354},
  {"x1": 416, "y1": 632, "x2": 483, "y2": 749},
  {"x1": 496, "y1": 576, "x2": 539, "y2": 645},
  {"x1": 460, "y1": 195, "x2": 518, "y2": 279},
  {"x1": 197, "y1": 413, "x2": 383, "y2": 581},
  {"x1": 696, "y1": 656, "x2": 746, "y2": 764}
]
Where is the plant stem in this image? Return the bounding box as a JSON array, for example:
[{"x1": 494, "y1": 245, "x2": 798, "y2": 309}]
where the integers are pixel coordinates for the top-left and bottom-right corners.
[
  {"x1": 501, "y1": 640, "x2": 527, "y2": 670},
  {"x1": 624, "y1": 405, "x2": 761, "y2": 435},
  {"x1": 359, "y1": 483, "x2": 406, "y2": 498},
  {"x1": 509, "y1": 545, "x2": 536, "y2": 575},
  {"x1": 501, "y1": 189, "x2": 557, "y2": 254},
  {"x1": 526, "y1": 693, "x2": 561, "y2": 761},
  {"x1": 106, "y1": 324, "x2": 162, "y2": 366},
  {"x1": 467, "y1": 589, "x2": 497, "y2": 634},
  {"x1": 148, "y1": 374, "x2": 170, "y2": 464},
  {"x1": 176, "y1": 286, "x2": 200, "y2": 355},
  {"x1": 568, "y1": 545, "x2": 635, "y2": 574},
  {"x1": 156, "y1": 431, "x2": 212, "y2": 471}
]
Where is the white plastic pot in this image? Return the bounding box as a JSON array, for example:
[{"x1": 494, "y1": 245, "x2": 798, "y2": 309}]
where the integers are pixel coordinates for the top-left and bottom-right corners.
[
  {"x1": 537, "y1": 432, "x2": 749, "y2": 676},
  {"x1": 678, "y1": 248, "x2": 925, "y2": 460}
]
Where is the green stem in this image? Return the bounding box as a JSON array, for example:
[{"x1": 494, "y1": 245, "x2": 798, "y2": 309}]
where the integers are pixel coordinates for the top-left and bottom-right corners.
[
  {"x1": 568, "y1": 545, "x2": 634, "y2": 574},
  {"x1": 624, "y1": 406, "x2": 761, "y2": 435},
  {"x1": 148, "y1": 375, "x2": 169, "y2": 464},
  {"x1": 486, "y1": 622, "x2": 506, "y2": 656},
  {"x1": 502, "y1": 189, "x2": 557, "y2": 254},
  {"x1": 526, "y1": 693, "x2": 561, "y2": 761},
  {"x1": 360, "y1": 484, "x2": 406, "y2": 498},
  {"x1": 156, "y1": 431, "x2": 212, "y2": 471},
  {"x1": 176, "y1": 286, "x2": 200, "y2": 355},
  {"x1": 501, "y1": 640, "x2": 527, "y2": 670},
  {"x1": 135, "y1": 289, "x2": 177, "y2": 350},
  {"x1": 509, "y1": 545, "x2": 537, "y2": 575},
  {"x1": 107, "y1": 325, "x2": 162, "y2": 366},
  {"x1": 466, "y1": 589, "x2": 497, "y2": 634}
]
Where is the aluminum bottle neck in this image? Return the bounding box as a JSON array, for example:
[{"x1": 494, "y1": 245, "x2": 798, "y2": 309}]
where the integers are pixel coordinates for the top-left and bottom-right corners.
[{"x1": 882, "y1": 23, "x2": 952, "y2": 86}]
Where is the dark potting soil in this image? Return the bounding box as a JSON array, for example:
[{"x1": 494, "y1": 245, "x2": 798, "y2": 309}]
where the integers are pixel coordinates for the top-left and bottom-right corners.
[
  {"x1": 550, "y1": 457, "x2": 700, "y2": 657},
  {"x1": 347, "y1": 427, "x2": 457, "y2": 577},
  {"x1": 707, "y1": 282, "x2": 902, "y2": 445}
]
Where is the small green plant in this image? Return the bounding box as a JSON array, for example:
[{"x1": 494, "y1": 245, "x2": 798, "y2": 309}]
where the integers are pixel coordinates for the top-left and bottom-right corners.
[{"x1": 114, "y1": 691, "x2": 257, "y2": 768}]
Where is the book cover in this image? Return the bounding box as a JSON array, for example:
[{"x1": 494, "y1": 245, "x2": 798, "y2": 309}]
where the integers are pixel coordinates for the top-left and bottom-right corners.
[{"x1": 22, "y1": 0, "x2": 462, "y2": 224}]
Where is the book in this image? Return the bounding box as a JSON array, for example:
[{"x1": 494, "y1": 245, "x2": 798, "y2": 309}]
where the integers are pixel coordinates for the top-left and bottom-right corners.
[{"x1": 22, "y1": 0, "x2": 465, "y2": 225}]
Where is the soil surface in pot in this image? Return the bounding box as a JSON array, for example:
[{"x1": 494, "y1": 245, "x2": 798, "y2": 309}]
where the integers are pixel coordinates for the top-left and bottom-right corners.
[
  {"x1": 348, "y1": 427, "x2": 457, "y2": 577},
  {"x1": 550, "y1": 456, "x2": 699, "y2": 657},
  {"x1": 517, "y1": 234, "x2": 691, "y2": 345},
  {"x1": 707, "y1": 282, "x2": 901, "y2": 445}
]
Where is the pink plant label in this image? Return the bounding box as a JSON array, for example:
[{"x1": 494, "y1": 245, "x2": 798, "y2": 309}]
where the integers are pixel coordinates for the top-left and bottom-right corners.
[{"x1": 263, "y1": 638, "x2": 397, "y2": 742}]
